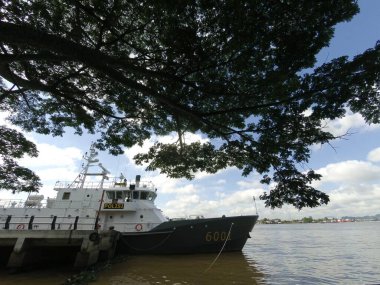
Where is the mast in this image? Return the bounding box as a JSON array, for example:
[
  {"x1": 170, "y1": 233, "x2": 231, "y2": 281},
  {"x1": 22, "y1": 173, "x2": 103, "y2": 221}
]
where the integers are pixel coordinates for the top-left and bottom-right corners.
[{"x1": 69, "y1": 144, "x2": 110, "y2": 189}]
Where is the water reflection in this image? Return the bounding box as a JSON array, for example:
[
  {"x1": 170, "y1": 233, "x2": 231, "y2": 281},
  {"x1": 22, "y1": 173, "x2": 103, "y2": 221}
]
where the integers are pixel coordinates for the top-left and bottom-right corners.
[
  {"x1": 2, "y1": 223, "x2": 379, "y2": 284},
  {"x1": 0, "y1": 250, "x2": 265, "y2": 285},
  {"x1": 94, "y1": 252, "x2": 266, "y2": 285}
]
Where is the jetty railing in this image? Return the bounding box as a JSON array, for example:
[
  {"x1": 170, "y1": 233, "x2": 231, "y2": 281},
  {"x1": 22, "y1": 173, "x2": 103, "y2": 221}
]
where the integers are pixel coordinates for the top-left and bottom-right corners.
[{"x1": 0, "y1": 215, "x2": 97, "y2": 231}]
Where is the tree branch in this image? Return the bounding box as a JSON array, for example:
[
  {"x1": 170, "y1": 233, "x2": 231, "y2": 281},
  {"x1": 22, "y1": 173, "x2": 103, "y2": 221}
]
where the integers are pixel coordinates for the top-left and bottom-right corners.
[{"x1": 0, "y1": 63, "x2": 127, "y2": 120}]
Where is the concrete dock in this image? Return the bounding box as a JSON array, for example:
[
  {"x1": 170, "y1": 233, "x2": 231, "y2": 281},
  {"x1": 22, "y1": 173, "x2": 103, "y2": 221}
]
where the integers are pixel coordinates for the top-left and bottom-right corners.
[{"x1": 0, "y1": 229, "x2": 120, "y2": 269}]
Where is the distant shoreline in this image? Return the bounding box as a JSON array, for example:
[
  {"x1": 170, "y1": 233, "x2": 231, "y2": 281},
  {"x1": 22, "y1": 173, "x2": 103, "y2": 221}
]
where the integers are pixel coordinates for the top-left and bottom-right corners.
[{"x1": 258, "y1": 215, "x2": 380, "y2": 224}]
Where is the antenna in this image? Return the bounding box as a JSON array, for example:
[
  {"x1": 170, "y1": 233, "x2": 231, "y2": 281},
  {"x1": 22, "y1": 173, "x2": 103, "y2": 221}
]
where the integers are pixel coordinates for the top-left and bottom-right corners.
[{"x1": 253, "y1": 196, "x2": 258, "y2": 215}]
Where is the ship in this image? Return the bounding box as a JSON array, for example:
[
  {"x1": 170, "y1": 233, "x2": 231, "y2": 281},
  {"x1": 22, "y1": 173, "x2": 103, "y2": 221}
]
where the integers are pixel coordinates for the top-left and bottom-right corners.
[{"x1": 0, "y1": 145, "x2": 258, "y2": 254}]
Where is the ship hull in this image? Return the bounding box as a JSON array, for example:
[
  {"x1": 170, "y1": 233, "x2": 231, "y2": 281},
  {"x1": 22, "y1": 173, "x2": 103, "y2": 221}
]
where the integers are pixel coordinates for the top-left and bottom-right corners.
[{"x1": 117, "y1": 215, "x2": 258, "y2": 254}]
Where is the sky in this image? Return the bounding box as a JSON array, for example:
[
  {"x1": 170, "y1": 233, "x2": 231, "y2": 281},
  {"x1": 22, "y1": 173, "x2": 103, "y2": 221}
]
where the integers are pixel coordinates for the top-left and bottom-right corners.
[{"x1": 1, "y1": 0, "x2": 380, "y2": 220}]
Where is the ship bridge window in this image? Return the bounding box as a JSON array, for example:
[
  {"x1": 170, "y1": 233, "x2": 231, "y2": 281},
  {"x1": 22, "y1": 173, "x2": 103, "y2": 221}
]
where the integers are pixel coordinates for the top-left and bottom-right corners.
[
  {"x1": 62, "y1": 192, "x2": 71, "y2": 200},
  {"x1": 116, "y1": 191, "x2": 123, "y2": 199},
  {"x1": 131, "y1": 191, "x2": 154, "y2": 200},
  {"x1": 106, "y1": 191, "x2": 125, "y2": 203},
  {"x1": 106, "y1": 191, "x2": 125, "y2": 201},
  {"x1": 132, "y1": 191, "x2": 139, "y2": 200},
  {"x1": 140, "y1": 191, "x2": 148, "y2": 200},
  {"x1": 106, "y1": 191, "x2": 115, "y2": 200}
]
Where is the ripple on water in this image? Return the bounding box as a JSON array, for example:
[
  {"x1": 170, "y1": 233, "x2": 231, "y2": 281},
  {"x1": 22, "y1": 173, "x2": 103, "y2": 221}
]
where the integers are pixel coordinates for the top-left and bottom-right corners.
[{"x1": 244, "y1": 222, "x2": 380, "y2": 284}]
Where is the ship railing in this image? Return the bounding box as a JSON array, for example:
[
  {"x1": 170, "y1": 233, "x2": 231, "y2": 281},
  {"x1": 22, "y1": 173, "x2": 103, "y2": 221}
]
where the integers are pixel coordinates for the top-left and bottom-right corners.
[
  {"x1": 0, "y1": 199, "x2": 48, "y2": 209},
  {"x1": 54, "y1": 180, "x2": 103, "y2": 189},
  {"x1": 0, "y1": 198, "x2": 101, "y2": 210},
  {"x1": 54, "y1": 178, "x2": 155, "y2": 190},
  {"x1": 0, "y1": 215, "x2": 98, "y2": 231}
]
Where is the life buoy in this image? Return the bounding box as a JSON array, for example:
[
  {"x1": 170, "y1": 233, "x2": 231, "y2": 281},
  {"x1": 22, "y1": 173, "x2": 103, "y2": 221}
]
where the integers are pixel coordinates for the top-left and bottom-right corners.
[
  {"x1": 135, "y1": 223, "x2": 143, "y2": 231},
  {"x1": 16, "y1": 224, "x2": 25, "y2": 230}
]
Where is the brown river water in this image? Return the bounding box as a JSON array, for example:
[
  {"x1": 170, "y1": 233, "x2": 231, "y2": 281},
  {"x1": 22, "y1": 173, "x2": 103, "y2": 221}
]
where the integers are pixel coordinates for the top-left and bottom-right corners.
[{"x1": 0, "y1": 222, "x2": 379, "y2": 284}]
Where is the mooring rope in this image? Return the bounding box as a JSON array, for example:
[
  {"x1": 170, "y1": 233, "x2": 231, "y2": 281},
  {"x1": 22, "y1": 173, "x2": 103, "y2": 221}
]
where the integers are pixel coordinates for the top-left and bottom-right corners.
[{"x1": 204, "y1": 222, "x2": 234, "y2": 273}]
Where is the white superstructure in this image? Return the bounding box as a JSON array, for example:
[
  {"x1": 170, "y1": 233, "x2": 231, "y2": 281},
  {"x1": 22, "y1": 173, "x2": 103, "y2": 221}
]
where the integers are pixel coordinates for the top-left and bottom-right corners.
[{"x1": 0, "y1": 145, "x2": 167, "y2": 232}]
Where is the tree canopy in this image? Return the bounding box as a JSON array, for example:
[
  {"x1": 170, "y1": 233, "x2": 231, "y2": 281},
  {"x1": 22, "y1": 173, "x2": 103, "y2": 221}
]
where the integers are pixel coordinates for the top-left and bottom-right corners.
[{"x1": 0, "y1": 0, "x2": 379, "y2": 209}]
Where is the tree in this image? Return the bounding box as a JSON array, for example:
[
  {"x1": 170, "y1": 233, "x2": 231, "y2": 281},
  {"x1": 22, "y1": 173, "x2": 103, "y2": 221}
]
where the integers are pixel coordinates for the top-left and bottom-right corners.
[
  {"x1": 302, "y1": 216, "x2": 313, "y2": 223},
  {"x1": 0, "y1": 0, "x2": 379, "y2": 209},
  {"x1": 0, "y1": 126, "x2": 41, "y2": 193}
]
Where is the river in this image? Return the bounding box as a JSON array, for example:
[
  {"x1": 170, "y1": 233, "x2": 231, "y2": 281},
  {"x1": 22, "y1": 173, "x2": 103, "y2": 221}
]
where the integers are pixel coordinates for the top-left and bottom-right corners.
[{"x1": 1, "y1": 222, "x2": 379, "y2": 284}]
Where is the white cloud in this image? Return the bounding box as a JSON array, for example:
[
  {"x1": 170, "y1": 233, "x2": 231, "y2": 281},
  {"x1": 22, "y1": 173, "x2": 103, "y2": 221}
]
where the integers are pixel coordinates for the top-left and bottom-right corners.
[
  {"x1": 15, "y1": 143, "x2": 83, "y2": 195},
  {"x1": 281, "y1": 150, "x2": 380, "y2": 219},
  {"x1": 35, "y1": 167, "x2": 80, "y2": 183},
  {"x1": 237, "y1": 177, "x2": 264, "y2": 189},
  {"x1": 160, "y1": 182, "x2": 197, "y2": 195},
  {"x1": 163, "y1": 194, "x2": 201, "y2": 217},
  {"x1": 321, "y1": 110, "x2": 380, "y2": 137},
  {"x1": 19, "y1": 143, "x2": 81, "y2": 168},
  {"x1": 294, "y1": 183, "x2": 380, "y2": 219},
  {"x1": 145, "y1": 174, "x2": 198, "y2": 196},
  {"x1": 248, "y1": 182, "x2": 380, "y2": 220},
  {"x1": 367, "y1": 147, "x2": 380, "y2": 162},
  {"x1": 160, "y1": 182, "x2": 263, "y2": 219},
  {"x1": 315, "y1": 160, "x2": 380, "y2": 186}
]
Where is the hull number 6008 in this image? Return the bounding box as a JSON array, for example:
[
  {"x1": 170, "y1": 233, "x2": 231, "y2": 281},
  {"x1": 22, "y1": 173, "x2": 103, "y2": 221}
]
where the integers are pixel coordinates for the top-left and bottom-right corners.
[{"x1": 205, "y1": 231, "x2": 231, "y2": 242}]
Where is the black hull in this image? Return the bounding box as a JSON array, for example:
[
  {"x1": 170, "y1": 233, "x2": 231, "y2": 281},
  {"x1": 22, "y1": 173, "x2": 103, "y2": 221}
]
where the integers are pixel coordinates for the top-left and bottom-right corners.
[{"x1": 116, "y1": 215, "x2": 258, "y2": 254}]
